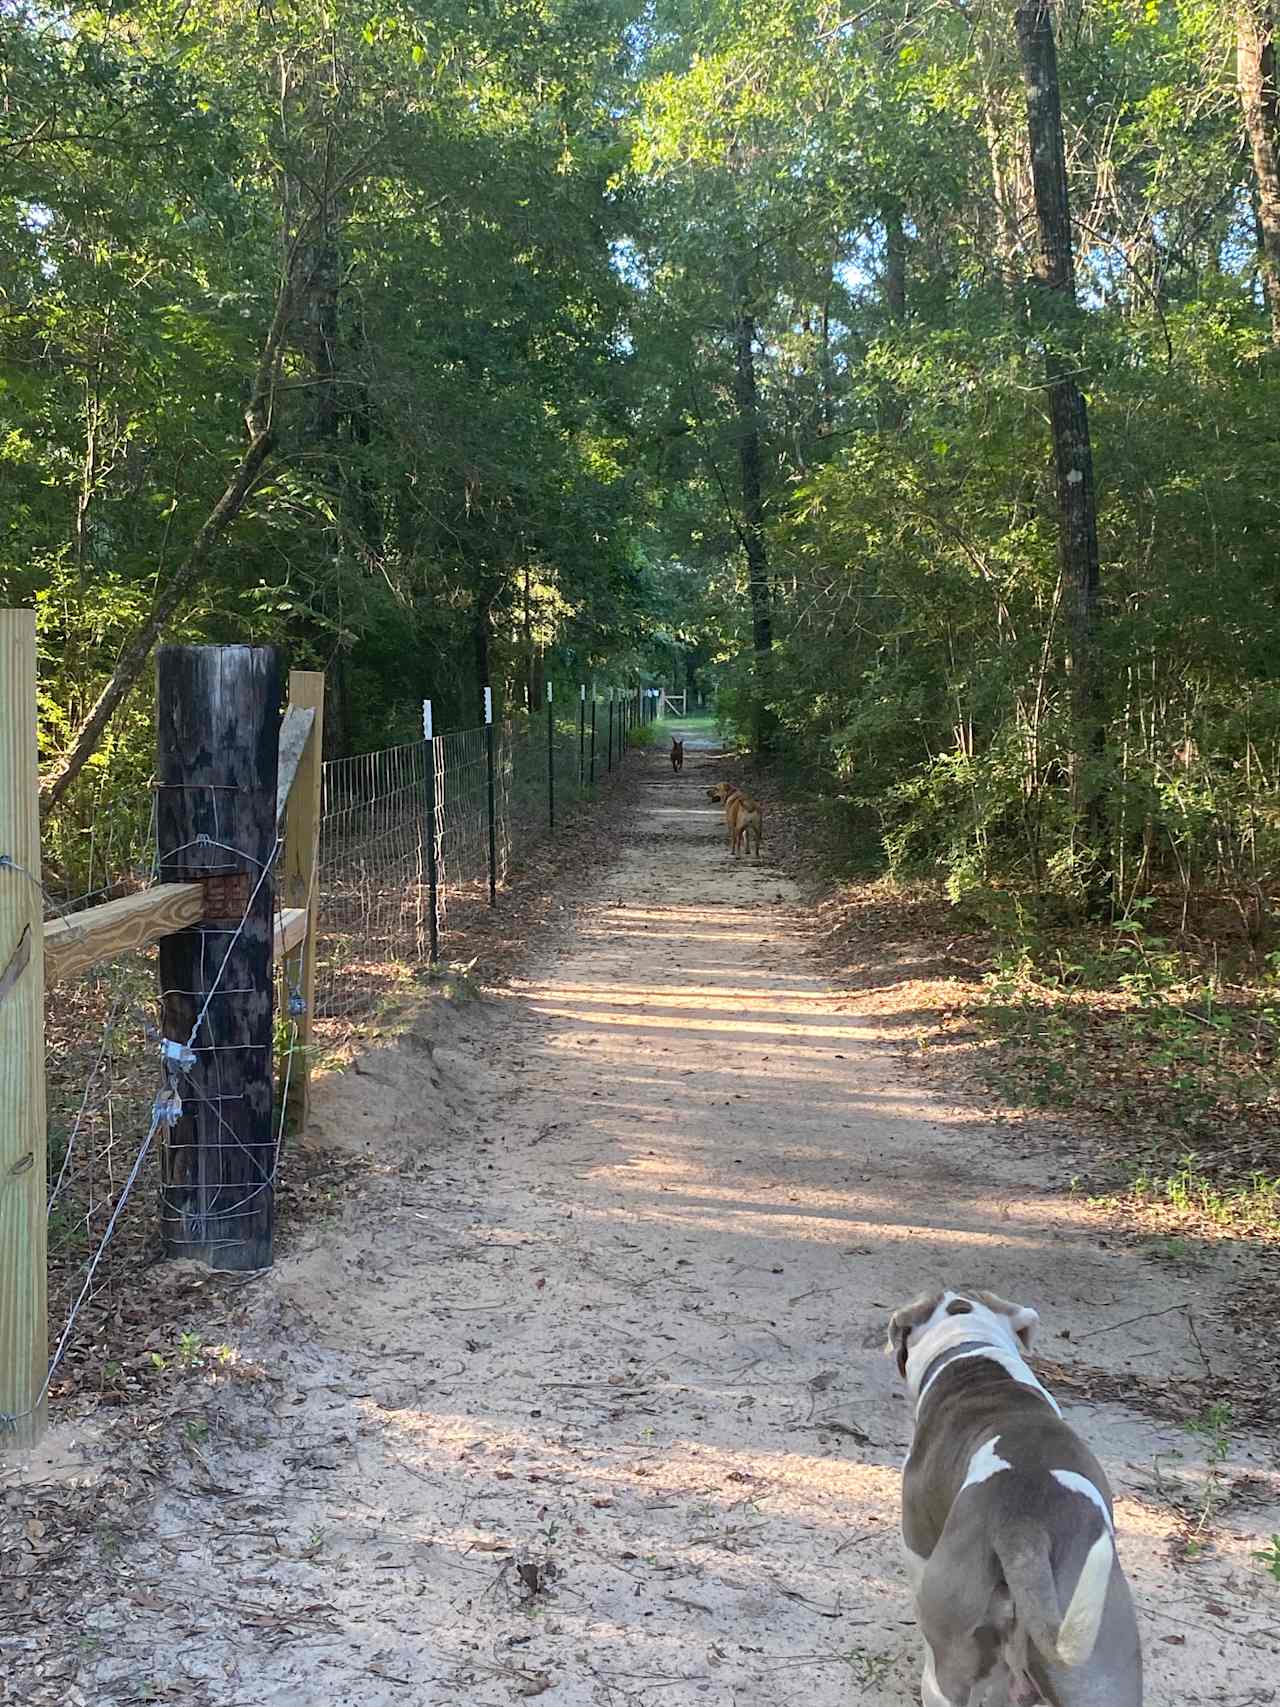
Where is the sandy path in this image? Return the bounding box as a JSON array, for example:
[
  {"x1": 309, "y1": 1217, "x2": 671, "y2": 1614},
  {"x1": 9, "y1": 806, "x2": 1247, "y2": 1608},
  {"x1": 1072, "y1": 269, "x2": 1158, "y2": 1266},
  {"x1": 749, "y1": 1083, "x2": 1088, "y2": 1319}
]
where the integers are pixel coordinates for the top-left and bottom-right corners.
[{"x1": 65, "y1": 739, "x2": 1280, "y2": 1704}]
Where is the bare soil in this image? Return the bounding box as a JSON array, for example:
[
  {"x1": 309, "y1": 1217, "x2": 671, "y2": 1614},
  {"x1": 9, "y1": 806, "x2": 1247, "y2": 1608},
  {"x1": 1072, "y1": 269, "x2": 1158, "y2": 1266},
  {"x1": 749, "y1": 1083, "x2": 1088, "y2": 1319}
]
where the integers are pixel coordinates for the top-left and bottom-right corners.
[{"x1": 6, "y1": 737, "x2": 1280, "y2": 1707}]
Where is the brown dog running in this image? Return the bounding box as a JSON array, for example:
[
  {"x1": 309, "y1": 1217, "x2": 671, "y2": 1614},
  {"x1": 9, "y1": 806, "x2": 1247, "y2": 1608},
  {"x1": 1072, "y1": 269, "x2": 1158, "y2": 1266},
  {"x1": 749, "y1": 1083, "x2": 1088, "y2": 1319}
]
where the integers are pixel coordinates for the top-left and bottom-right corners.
[
  {"x1": 707, "y1": 781, "x2": 763, "y2": 859},
  {"x1": 670, "y1": 738, "x2": 684, "y2": 773}
]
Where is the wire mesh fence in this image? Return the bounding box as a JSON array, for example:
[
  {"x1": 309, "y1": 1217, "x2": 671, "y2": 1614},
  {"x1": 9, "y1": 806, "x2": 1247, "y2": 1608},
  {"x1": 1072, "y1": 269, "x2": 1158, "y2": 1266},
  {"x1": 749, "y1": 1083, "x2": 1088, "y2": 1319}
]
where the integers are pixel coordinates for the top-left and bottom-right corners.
[
  {"x1": 30, "y1": 782, "x2": 297, "y2": 1422},
  {"x1": 16, "y1": 689, "x2": 651, "y2": 1429},
  {"x1": 312, "y1": 700, "x2": 646, "y2": 1042},
  {"x1": 313, "y1": 740, "x2": 430, "y2": 1033},
  {"x1": 438, "y1": 724, "x2": 491, "y2": 904},
  {"x1": 43, "y1": 948, "x2": 164, "y2": 1370}
]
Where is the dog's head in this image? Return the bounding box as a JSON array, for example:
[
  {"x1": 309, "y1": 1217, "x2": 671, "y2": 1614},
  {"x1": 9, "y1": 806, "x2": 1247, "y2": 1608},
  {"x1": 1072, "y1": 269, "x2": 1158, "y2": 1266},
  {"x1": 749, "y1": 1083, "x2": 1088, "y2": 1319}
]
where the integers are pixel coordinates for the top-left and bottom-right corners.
[
  {"x1": 707, "y1": 782, "x2": 733, "y2": 802},
  {"x1": 671, "y1": 739, "x2": 683, "y2": 754},
  {"x1": 886, "y1": 1288, "x2": 1040, "y2": 1391}
]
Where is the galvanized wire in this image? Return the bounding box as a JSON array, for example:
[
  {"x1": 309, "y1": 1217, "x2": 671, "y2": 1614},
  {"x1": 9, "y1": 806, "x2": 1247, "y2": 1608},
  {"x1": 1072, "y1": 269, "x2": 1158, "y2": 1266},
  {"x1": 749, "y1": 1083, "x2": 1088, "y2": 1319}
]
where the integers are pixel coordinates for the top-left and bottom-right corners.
[
  {"x1": 24, "y1": 698, "x2": 640, "y2": 1420},
  {"x1": 436, "y1": 725, "x2": 490, "y2": 917},
  {"x1": 11, "y1": 838, "x2": 282, "y2": 1430},
  {"x1": 313, "y1": 741, "x2": 429, "y2": 1035},
  {"x1": 311, "y1": 707, "x2": 623, "y2": 1041}
]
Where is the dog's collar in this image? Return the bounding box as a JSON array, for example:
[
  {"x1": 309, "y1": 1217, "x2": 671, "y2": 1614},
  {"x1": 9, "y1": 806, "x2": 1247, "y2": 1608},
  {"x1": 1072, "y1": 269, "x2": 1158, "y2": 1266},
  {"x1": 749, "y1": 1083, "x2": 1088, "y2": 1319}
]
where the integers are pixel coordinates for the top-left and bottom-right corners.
[
  {"x1": 915, "y1": 1342, "x2": 1063, "y2": 1419},
  {"x1": 917, "y1": 1340, "x2": 987, "y2": 1402}
]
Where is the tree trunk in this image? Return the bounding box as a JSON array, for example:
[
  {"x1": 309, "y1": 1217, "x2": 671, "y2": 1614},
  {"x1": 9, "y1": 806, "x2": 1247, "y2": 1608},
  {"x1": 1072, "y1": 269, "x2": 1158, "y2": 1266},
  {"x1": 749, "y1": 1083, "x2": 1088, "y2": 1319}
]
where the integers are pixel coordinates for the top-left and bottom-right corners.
[
  {"x1": 818, "y1": 291, "x2": 835, "y2": 435},
  {"x1": 883, "y1": 206, "x2": 907, "y2": 324},
  {"x1": 324, "y1": 651, "x2": 350, "y2": 760},
  {"x1": 39, "y1": 428, "x2": 277, "y2": 817},
  {"x1": 39, "y1": 238, "x2": 303, "y2": 818},
  {"x1": 1014, "y1": 0, "x2": 1106, "y2": 856},
  {"x1": 1238, "y1": 0, "x2": 1280, "y2": 343},
  {"x1": 310, "y1": 236, "x2": 341, "y2": 448},
  {"x1": 984, "y1": 91, "x2": 1022, "y2": 282},
  {"x1": 733, "y1": 299, "x2": 773, "y2": 753},
  {"x1": 473, "y1": 584, "x2": 492, "y2": 702},
  {"x1": 878, "y1": 3, "x2": 910, "y2": 426},
  {"x1": 881, "y1": 205, "x2": 908, "y2": 431},
  {"x1": 522, "y1": 565, "x2": 534, "y2": 712}
]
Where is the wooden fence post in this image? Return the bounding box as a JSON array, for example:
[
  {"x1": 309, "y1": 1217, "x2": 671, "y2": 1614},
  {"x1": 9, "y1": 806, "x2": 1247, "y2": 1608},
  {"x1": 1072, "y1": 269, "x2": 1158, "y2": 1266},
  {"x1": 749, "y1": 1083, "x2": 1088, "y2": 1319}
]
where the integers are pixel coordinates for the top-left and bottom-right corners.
[
  {"x1": 156, "y1": 645, "x2": 280, "y2": 1271},
  {"x1": 281, "y1": 669, "x2": 323, "y2": 1132},
  {"x1": 0, "y1": 610, "x2": 48, "y2": 1444}
]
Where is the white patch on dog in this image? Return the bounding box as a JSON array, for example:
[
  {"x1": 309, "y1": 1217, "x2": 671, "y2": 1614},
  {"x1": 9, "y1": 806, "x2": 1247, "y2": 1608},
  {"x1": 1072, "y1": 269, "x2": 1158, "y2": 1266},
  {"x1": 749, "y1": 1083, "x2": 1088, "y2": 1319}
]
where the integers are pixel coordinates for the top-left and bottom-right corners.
[
  {"x1": 1057, "y1": 1529, "x2": 1114, "y2": 1665},
  {"x1": 960, "y1": 1435, "x2": 1012, "y2": 1492},
  {"x1": 1052, "y1": 1468, "x2": 1114, "y2": 1533},
  {"x1": 917, "y1": 1345, "x2": 1063, "y2": 1419},
  {"x1": 921, "y1": 1643, "x2": 955, "y2": 1707}
]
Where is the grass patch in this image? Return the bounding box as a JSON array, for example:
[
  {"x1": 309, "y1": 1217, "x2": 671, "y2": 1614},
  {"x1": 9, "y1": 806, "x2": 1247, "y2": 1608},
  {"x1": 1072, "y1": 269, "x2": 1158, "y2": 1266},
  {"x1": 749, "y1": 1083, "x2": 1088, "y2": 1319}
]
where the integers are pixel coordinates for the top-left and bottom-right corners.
[{"x1": 1129, "y1": 1158, "x2": 1280, "y2": 1232}]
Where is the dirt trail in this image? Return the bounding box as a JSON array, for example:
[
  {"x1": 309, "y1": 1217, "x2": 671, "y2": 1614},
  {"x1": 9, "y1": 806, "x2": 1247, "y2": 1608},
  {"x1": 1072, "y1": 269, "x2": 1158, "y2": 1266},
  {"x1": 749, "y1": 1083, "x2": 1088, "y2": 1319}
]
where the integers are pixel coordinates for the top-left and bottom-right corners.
[{"x1": 35, "y1": 739, "x2": 1280, "y2": 1703}]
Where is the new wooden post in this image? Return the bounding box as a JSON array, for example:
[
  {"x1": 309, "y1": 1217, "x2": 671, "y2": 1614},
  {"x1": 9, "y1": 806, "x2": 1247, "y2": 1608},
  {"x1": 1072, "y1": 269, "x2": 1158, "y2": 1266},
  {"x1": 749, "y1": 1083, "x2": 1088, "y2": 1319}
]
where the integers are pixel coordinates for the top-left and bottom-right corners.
[
  {"x1": 156, "y1": 645, "x2": 280, "y2": 1271},
  {"x1": 0, "y1": 611, "x2": 48, "y2": 1444},
  {"x1": 281, "y1": 669, "x2": 323, "y2": 1132}
]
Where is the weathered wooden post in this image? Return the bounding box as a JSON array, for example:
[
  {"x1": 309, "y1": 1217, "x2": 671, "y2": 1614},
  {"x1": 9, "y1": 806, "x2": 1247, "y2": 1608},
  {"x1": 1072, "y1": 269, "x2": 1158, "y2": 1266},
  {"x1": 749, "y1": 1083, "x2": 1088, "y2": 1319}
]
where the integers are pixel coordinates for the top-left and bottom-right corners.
[
  {"x1": 156, "y1": 645, "x2": 280, "y2": 1271},
  {"x1": 589, "y1": 693, "x2": 596, "y2": 787},
  {"x1": 607, "y1": 690, "x2": 614, "y2": 772},
  {"x1": 0, "y1": 610, "x2": 48, "y2": 1443},
  {"x1": 281, "y1": 669, "x2": 323, "y2": 1132}
]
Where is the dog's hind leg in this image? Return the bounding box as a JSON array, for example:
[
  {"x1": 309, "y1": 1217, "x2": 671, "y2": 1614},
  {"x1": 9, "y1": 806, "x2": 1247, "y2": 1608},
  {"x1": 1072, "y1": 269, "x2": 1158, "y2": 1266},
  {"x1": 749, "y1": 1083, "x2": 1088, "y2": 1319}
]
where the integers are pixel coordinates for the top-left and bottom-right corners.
[
  {"x1": 921, "y1": 1640, "x2": 988, "y2": 1707},
  {"x1": 920, "y1": 1645, "x2": 952, "y2": 1707},
  {"x1": 916, "y1": 1535, "x2": 1005, "y2": 1707}
]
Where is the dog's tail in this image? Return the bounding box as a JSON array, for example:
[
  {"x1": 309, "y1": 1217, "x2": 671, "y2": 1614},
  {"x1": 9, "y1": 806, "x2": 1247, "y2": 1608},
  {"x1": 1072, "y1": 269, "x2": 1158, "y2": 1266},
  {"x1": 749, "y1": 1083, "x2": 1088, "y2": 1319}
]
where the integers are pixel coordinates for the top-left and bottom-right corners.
[{"x1": 996, "y1": 1524, "x2": 1113, "y2": 1668}]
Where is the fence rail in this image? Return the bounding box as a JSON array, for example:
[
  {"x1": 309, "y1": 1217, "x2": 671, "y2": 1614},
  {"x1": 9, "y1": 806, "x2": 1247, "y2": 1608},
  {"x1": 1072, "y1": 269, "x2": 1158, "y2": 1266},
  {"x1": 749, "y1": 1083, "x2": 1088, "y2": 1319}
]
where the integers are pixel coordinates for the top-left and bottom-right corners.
[{"x1": 2, "y1": 622, "x2": 657, "y2": 1443}]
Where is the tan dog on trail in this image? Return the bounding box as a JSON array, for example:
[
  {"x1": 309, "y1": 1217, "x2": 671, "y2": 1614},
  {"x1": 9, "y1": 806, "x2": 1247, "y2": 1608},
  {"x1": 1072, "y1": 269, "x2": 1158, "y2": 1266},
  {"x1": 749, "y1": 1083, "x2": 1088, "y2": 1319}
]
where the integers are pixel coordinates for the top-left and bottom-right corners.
[{"x1": 707, "y1": 781, "x2": 763, "y2": 859}]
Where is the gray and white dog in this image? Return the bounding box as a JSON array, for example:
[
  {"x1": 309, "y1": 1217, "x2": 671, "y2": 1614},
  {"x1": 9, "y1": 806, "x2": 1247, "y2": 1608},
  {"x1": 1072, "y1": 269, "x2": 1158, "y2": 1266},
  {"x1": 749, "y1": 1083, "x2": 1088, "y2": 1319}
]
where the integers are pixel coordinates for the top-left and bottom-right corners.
[{"x1": 887, "y1": 1287, "x2": 1142, "y2": 1707}]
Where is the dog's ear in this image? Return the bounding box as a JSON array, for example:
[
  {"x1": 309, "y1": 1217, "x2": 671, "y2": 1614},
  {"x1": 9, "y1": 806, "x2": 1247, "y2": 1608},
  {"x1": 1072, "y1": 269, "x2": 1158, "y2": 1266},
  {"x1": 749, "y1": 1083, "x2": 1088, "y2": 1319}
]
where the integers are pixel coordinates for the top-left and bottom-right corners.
[
  {"x1": 886, "y1": 1310, "x2": 912, "y2": 1379},
  {"x1": 975, "y1": 1289, "x2": 1040, "y2": 1351},
  {"x1": 1009, "y1": 1304, "x2": 1039, "y2": 1350},
  {"x1": 886, "y1": 1295, "x2": 940, "y2": 1379}
]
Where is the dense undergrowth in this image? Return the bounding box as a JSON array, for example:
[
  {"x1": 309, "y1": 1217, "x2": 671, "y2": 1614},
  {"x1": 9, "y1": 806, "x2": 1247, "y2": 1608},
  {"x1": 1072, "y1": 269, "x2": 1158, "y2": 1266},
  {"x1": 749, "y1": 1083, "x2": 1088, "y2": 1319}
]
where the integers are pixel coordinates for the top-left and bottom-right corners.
[
  {"x1": 749, "y1": 739, "x2": 1280, "y2": 1240},
  {"x1": 974, "y1": 903, "x2": 1280, "y2": 1235}
]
